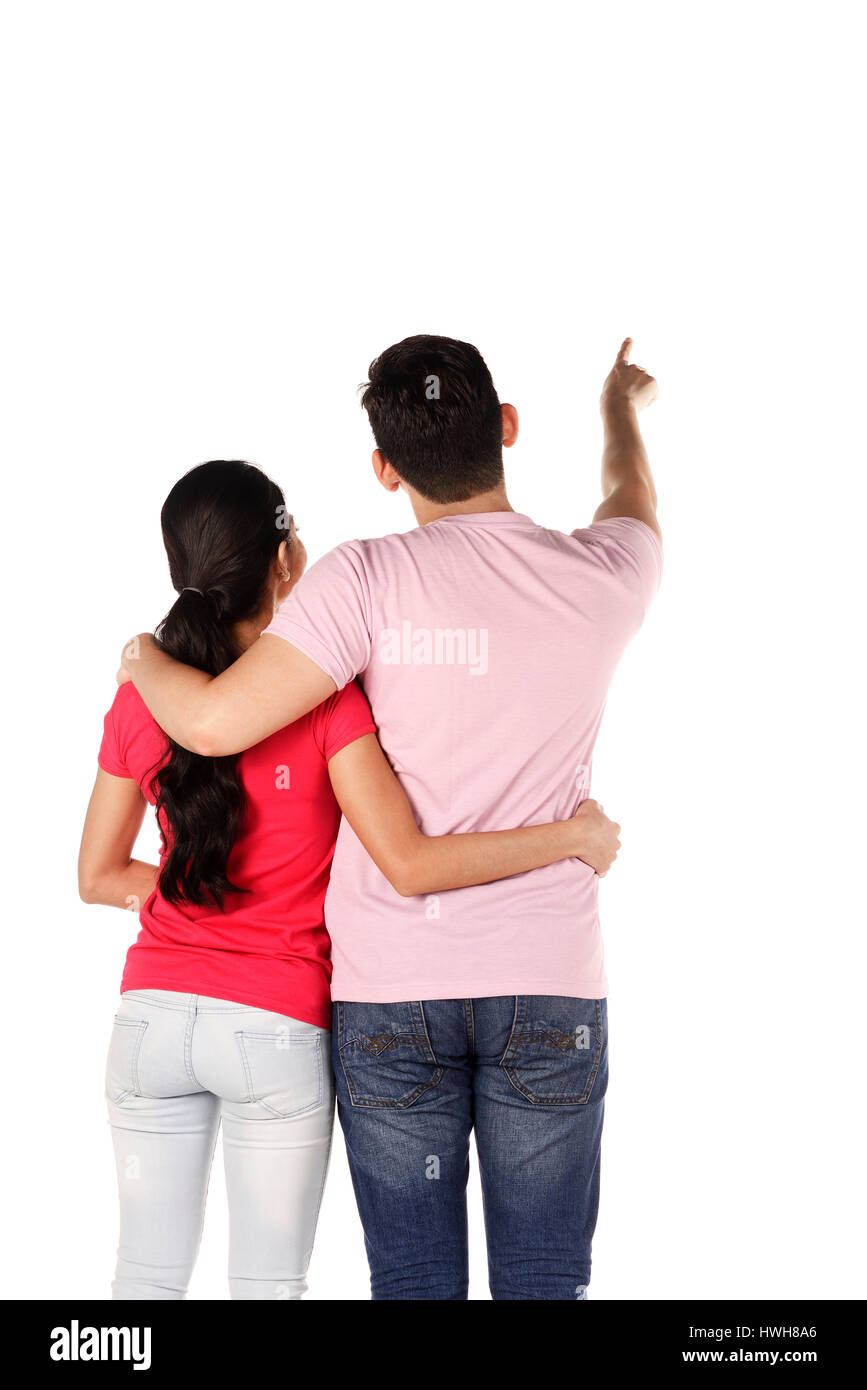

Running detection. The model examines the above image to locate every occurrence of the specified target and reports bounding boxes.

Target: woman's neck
[232,611,268,652]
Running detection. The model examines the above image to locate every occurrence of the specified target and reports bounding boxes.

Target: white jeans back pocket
[236,1026,325,1118]
[106,1017,148,1105]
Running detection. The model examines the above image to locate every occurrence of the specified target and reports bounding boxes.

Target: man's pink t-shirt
[264,513,662,1003]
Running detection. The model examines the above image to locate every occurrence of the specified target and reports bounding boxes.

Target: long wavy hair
[151,460,288,907]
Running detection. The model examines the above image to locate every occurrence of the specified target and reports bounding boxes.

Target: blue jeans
[333,995,607,1300]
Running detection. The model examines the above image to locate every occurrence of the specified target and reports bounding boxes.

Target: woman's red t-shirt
[97,680,376,1028]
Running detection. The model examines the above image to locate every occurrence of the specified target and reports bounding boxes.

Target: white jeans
[106,989,333,1300]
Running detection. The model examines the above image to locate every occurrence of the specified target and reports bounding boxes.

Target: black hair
[151,459,288,907]
[360,334,504,503]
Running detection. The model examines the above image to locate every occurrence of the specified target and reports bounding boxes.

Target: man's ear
[501,403,519,449]
[372,449,402,492]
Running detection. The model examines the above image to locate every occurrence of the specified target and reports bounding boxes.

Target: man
[121,334,661,1300]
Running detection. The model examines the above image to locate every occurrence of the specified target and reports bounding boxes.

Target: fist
[601,337,658,412]
[571,797,622,877]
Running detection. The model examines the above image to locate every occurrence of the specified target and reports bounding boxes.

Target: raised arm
[120,632,336,757]
[327,733,620,896]
[593,337,661,538]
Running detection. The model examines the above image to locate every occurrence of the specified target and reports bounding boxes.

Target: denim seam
[463,998,475,1053]
[183,998,199,1087]
[496,995,525,1067]
[119,993,189,1013]
[121,990,264,1015]
[414,1001,437,1059]
[304,1097,335,1266]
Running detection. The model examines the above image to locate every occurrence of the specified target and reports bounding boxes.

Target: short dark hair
[360,334,504,503]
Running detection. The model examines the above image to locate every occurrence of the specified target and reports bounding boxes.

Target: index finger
[616,337,632,365]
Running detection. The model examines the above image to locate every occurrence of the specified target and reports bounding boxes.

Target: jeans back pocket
[236,1026,325,1118]
[500,996,607,1106]
[336,1001,442,1109]
[106,1017,148,1105]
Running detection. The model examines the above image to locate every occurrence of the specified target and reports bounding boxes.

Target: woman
[78,460,620,1301]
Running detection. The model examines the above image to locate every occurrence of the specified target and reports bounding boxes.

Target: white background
[1,0,864,1300]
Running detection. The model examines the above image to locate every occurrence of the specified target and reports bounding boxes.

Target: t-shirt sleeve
[97,688,133,778]
[311,680,378,762]
[570,516,663,616]
[97,683,164,787]
[262,542,373,690]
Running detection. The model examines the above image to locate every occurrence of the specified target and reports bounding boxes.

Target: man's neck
[410,486,514,527]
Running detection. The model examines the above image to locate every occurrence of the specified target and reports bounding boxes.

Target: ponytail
[150,460,286,908]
